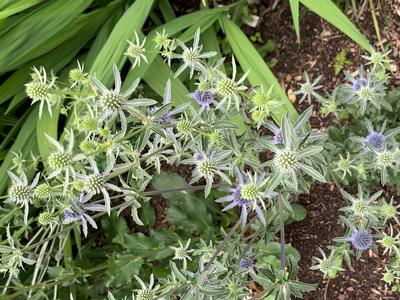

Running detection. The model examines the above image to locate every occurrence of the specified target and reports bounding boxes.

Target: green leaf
[139,201,156,227]
[151,171,189,204]
[299,0,371,51]
[36,103,62,159]
[158,0,175,22]
[0,0,92,73]
[106,256,143,286]
[143,56,189,106]
[221,16,298,123]
[290,203,307,222]
[0,108,38,194]
[299,163,326,182]
[289,0,300,42]
[0,0,44,20]
[152,172,214,236]
[101,212,129,241]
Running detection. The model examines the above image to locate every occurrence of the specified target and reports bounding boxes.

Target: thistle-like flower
[362,49,392,70]
[339,185,382,222]
[350,229,373,251]
[33,183,52,200]
[25,66,57,118]
[343,68,388,115]
[372,146,395,185]
[38,212,55,227]
[294,71,323,104]
[170,240,194,269]
[69,61,87,87]
[334,217,373,258]
[350,119,400,152]
[0,226,36,278]
[125,31,148,69]
[80,157,122,214]
[333,153,355,179]
[62,193,106,237]
[377,225,400,255]
[188,89,217,113]
[91,64,156,132]
[7,171,40,224]
[216,170,275,228]
[215,56,248,111]
[46,131,85,193]
[153,29,171,49]
[316,87,341,118]
[310,248,343,278]
[259,112,325,191]
[133,274,159,300]
[183,149,231,197]
[381,268,397,285]
[379,196,400,224]
[174,28,216,78]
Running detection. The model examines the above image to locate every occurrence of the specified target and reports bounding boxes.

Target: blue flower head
[215,170,273,228]
[189,90,216,113]
[350,230,372,250]
[352,77,368,91]
[366,131,384,150]
[239,258,254,269]
[273,129,283,144]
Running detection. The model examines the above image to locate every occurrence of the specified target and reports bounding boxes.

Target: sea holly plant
[302,48,400,293]
[0,25,397,299]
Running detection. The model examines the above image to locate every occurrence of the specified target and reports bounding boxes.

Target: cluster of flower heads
[4,23,399,297]
[2,26,331,298]
[313,185,400,287]
[298,49,400,289]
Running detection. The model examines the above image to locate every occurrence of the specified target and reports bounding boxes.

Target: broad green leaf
[221,16,298,123]
[152,172,214,237]
[0,108,38,194]
[158,0,175,22]
[0,0,44,20]
[0,0,92,72]
[289,0,300,42]
[143,56,189,105]
[300,0,371,51]
[0,2,118,106]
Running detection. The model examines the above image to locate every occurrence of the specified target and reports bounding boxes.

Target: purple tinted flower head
[352,77,368,91]
[193,90,214,106]
[62,210,82,219]
[239,258,254,269]
[232,187,250,208]
[272,129,283,144]
[62,193,105,237]
[150,106,173,125]
[366,131,384,150]
[350,230,372,250]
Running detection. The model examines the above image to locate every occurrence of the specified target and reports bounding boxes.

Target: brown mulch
[286,184,399,299]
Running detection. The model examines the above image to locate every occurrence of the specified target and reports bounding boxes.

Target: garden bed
[249,1,400,298]
[169,1,400,298]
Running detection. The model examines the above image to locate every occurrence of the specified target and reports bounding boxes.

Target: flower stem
[279,193,286,271]
[204,218,242,272]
